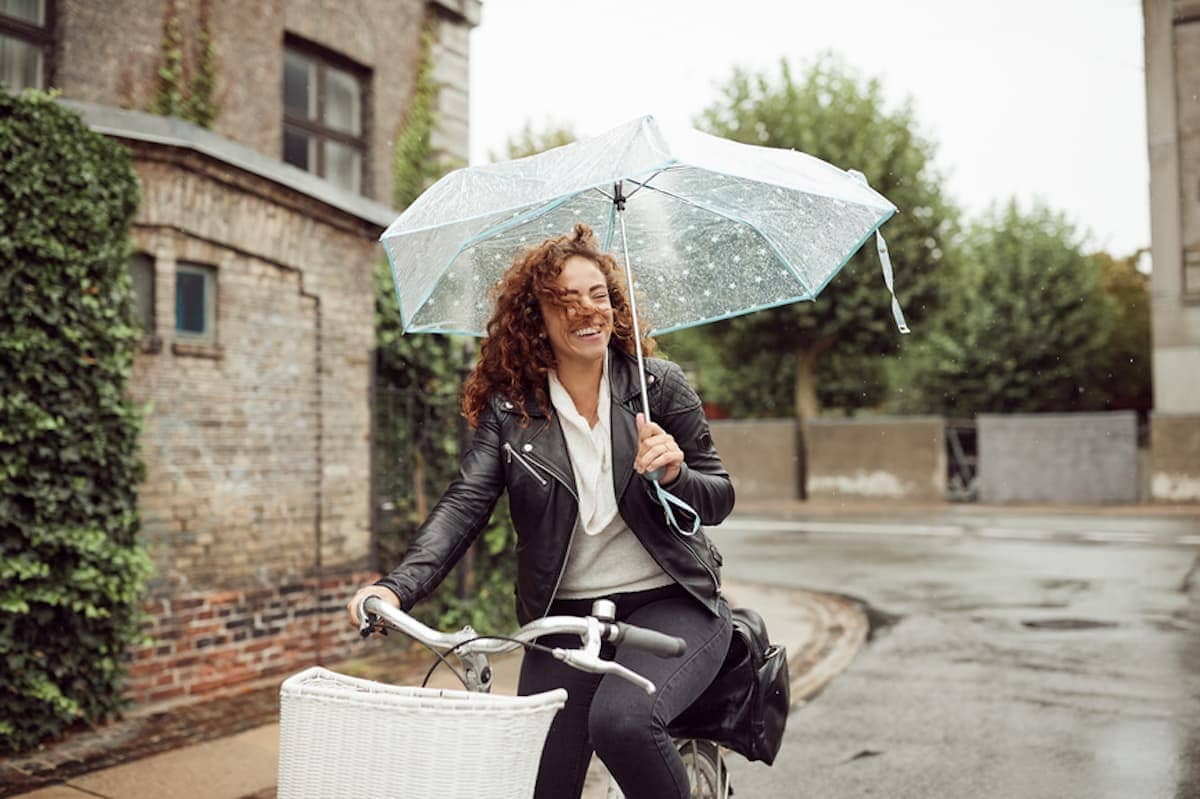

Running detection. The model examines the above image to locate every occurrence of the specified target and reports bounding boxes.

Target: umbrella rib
[631,181,816,299]
[623,170,666,200]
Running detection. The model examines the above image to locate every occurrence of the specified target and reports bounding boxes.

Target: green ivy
[393,19,450,210]
[0,89,152,753]
[149,0,186,119]
[373,261,519,634]
[183,0,220,128]
[376,20,517,632]
[147,0,219,129]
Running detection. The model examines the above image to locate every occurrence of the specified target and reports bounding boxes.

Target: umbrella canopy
[381,115,901,338]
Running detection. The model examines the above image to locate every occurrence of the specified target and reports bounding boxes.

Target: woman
[347,223,734,799]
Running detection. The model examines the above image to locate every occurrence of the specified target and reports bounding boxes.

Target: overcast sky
[468,0,1149,258]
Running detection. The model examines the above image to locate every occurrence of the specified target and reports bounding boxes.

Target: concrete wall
[709,420,799,501]
[1150,413,1200,500]
[977,412,1139,504]
[804,417,946,502]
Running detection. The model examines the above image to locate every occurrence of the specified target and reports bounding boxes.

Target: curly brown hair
[461,223,655,428]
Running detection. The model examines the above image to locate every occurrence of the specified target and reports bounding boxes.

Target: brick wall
[111,133,385,703]
[127,571,381,704]
[56,0,473,205]
[127,143,377,591]
[48,0,487,706]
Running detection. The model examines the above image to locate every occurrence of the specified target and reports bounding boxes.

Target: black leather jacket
[375,348,734,624]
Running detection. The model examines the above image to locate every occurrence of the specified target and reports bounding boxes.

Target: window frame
[174,261,217,345]
[281,36,368,194]
[0,0,56,90]
[128,250,156,328]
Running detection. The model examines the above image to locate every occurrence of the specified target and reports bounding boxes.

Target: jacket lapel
[499,393,577,493]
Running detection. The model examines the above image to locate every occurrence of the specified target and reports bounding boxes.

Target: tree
[492,120,575,161]
[690,55,956,420]
[1090,250,1152,411]
[898,200,1114,415]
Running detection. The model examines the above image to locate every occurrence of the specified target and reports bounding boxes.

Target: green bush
[0,89,151,753]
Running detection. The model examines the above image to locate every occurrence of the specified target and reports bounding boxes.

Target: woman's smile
[540,255,614,367]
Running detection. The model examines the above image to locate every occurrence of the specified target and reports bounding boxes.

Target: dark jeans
[518,584,732,799]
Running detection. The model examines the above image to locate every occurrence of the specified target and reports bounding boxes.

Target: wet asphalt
[709,509,1200,799]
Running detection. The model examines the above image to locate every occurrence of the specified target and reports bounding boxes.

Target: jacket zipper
[680,532,721,595]
[504,442,579,617]
[502,442,548,486]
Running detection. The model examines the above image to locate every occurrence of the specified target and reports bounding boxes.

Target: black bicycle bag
[671,606,790,765]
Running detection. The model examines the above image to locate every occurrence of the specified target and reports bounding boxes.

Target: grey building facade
[1144,0,1200,502]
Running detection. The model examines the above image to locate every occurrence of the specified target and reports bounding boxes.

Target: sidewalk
[733,496,1200,521]
[3,579,868,799]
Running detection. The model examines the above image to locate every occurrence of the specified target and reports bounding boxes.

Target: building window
[0,0,52,91]
[129,252,155,332]
[282,41,366,194]
[175,262,216,343]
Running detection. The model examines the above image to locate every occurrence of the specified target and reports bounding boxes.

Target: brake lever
[358,606,388,639]
[551,649,657,695]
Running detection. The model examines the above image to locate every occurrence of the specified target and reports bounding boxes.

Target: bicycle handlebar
[358,597,687,695]
[611,622,688,658]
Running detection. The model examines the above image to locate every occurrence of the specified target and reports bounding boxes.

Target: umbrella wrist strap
[874,230,910,334]
[847,169,910,334]
[652,479,701,537]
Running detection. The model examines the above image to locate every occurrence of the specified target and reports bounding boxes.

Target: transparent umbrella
[380,115,907,530]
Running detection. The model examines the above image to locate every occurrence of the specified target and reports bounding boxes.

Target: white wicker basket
[277,667,566,798]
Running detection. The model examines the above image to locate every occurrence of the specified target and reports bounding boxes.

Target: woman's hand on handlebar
[346,585,400,627]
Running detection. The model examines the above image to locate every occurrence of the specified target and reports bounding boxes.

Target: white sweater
[548,355,672,599]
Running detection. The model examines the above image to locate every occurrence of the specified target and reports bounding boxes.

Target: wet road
[709,511,1200,798]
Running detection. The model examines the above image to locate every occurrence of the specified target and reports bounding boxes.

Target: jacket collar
[495,346,658,502]
[607,346,659,410]
[498,346,653,416]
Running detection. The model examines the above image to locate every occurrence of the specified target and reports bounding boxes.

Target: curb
[721,579,869,704]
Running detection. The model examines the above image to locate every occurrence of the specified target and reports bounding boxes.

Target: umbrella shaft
[616,202,652,424]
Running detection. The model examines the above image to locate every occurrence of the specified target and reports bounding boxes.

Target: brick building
[2,0,481,703]
[1144,0,1200,501]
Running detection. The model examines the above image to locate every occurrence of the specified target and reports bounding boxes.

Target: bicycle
[276,596,732,798]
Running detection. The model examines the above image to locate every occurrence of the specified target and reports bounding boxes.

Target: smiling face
[538,255,614,369]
